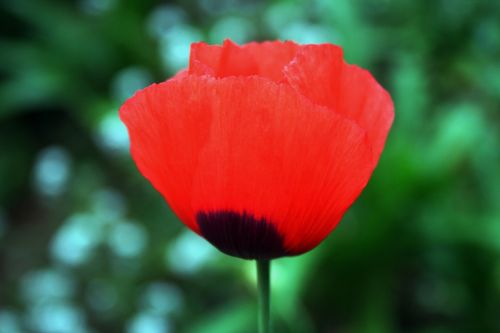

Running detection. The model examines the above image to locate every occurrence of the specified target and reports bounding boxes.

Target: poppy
[119,39,394,260]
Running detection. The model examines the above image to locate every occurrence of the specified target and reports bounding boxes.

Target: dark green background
[1,0,499,332]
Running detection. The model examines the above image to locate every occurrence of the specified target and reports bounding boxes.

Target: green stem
[257,259,271,333]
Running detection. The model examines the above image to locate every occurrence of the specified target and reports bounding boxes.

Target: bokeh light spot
[264,2,301,35]
[33,146,71,197]
[159,25,203,72]
[26,302,86,333]
[279,22,336,44]
[91,188,126,220]
[166,230,216,275]
[108,221,148,258]
[51,214,103,266]
[140,282,183,315]
[209,16,255,44]
[21,269,75,303]
[127,312,171,333]
[96,113,130,154]
[147,5,186,39]
[112,67,153,103]
[0,310,22,333]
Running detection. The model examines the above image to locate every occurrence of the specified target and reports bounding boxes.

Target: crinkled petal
[189,40,299,82]
[284,44,394,163]
[189,39,258,77]
[120,75,374,255]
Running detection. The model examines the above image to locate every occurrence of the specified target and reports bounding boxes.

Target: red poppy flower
[120,39,394,260]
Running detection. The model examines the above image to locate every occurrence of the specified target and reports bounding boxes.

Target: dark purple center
[196,211,288,260]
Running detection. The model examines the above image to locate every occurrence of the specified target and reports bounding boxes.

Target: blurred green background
[1,0,500,332]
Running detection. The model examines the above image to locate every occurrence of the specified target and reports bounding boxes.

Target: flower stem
[257,259,271,333]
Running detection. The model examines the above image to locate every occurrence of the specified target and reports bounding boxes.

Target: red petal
[189,39,300,82]
[284,44,394,163]
[120,75,374,254]
[119,80,213,232]
[172,68,188,79]
[189,42,221,75]
[241,40,299,82]
[189,40,258,77]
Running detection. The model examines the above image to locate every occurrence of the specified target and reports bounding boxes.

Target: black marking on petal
[196,211,288,260]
